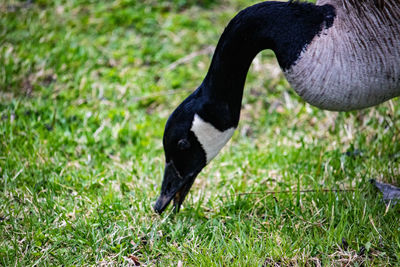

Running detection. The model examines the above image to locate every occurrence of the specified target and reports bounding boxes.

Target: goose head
[154,90,236,214]
[154,93,207,214]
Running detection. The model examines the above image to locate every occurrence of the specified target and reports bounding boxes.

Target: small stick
[132,89,192,102]
[223,188,355,198]
[166,46,214,71]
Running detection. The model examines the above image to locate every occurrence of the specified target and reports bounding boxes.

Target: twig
[133,46,214,102]
[166,46,214,71]
[369,214,383,240]
[12,169,23,180]
[285,208,326,227]
[132,89,192,102]
[222,188,355,198]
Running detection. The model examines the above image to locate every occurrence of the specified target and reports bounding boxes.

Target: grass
[1,0,400,265]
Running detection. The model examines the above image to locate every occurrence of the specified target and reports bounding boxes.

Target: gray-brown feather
[284,0,400,111]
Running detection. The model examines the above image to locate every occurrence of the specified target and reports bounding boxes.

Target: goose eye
[177,139,191,150]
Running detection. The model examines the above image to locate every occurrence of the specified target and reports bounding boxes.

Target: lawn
[1,0,399,265]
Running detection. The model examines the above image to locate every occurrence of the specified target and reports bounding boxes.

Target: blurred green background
[1,0,399,265]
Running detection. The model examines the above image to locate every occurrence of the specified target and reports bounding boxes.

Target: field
[1,0,400,265]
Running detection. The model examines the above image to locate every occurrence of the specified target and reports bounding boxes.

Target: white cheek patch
[191,114,235,164]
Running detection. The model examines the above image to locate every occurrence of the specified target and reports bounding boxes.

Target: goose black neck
[199,1,335,125]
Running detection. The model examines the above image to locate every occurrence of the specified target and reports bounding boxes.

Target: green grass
[1,0,400,265]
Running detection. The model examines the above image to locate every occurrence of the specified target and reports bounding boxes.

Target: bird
[154,0,400,214]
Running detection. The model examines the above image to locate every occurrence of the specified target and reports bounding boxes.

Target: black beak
[153,161,198,214]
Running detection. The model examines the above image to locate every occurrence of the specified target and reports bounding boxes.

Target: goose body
[286,0,400,110]
[154,0,400,214]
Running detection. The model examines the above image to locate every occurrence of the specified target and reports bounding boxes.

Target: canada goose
[154,0,400,214]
